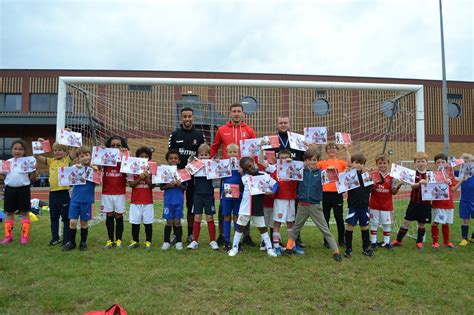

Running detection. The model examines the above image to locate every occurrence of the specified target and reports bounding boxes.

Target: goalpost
[56,76,425,236]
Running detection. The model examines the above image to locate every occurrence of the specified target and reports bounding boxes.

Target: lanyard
[278,133,289,149]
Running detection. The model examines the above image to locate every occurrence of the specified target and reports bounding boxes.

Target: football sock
[416,227,425,243]
[115,217,124,241]
[105,216,114,241]
[80,228,88,243]
[461,225,468,239]
[132,224,140,242]
[370,229,378,244]
[261,232,272,250]
[164,225,172,243]
[232,231,243,249]
[175,226,183,242]
[192,221,201,242]
[441,224,450,244]
[382,224,391,244]
[223,220,231,243]
[207,220,216,241]
[396,227,408,242]
[70,228,77,245]
[272,231,281,248]
[144,223,153,243]
[4,219,14,238]
[361,229,370,250]
[20,218,31,238]
[286,239,295,250]
[144,224,152,242]
[431,225,439,244]
[345,230,353,250]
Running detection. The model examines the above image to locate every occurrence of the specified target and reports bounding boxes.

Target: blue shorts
[192,195,215,215]
[69,202,93,220]
[345,208,369,227]
[221,199,241,217]
[163,203,184,220]
[459,201,474,219]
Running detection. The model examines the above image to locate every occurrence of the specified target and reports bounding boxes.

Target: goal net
[57,77,424,236]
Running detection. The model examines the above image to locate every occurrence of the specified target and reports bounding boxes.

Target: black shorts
[404,202,431,224]
[192,195,215,215]
[4,185,31,213]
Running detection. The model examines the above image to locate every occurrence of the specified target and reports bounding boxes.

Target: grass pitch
[0,200,473,314]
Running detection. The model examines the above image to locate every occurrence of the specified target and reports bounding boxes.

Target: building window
[0,138,20,160]
[241,96,259,114]
[30,93,58,112]
[0,94,22,112]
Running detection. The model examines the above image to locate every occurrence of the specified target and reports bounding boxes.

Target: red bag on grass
[85,304,127,315]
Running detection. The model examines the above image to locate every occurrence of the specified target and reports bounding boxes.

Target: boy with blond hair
[34,139,76,246]
[220,143,242,251]
[62,146,97,251]
[391,152,431,249]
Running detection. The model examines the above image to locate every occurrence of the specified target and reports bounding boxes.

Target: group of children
[1,137,473,262]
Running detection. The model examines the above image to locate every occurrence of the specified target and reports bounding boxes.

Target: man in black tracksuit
[168,107,205,243]
[268,116,305,247]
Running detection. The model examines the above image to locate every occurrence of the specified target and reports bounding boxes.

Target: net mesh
[62,81,419,237]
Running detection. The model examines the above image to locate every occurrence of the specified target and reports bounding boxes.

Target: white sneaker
[267,248,277,257]
[161,242,171,250]
[228,247,239,257]
[209,241,219,250]
[187,240,199,249]
[175,242,183,250]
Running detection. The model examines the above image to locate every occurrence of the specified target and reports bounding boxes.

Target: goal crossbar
[57,76,425,151]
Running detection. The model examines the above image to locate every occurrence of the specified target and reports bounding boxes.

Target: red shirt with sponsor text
[102,164,127,195]
[369,173,394,211]
[131,175,153,205]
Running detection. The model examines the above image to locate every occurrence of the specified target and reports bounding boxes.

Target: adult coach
[169,107,205,243]
[316,142,351,248]
[271,116,305,247]
[273,116,304,161]
[210,103,256,246]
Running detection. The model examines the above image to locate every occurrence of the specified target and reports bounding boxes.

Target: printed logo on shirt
[192,139,197,145]
[176,140,184,143]
[224,133,231,136]
[242,132,247,137]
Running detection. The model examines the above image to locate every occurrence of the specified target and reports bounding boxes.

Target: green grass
[0,200,473,314]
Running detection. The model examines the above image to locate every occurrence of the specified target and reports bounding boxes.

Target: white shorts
[263,207,274,228]
[237,214,266,228]
[369,209,393,226]
[129,204,154,224]
[101,194,126,214]
[432,208,454,224]
[273,199,296,223]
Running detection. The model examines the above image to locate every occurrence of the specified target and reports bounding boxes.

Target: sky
[0,0,472,81]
